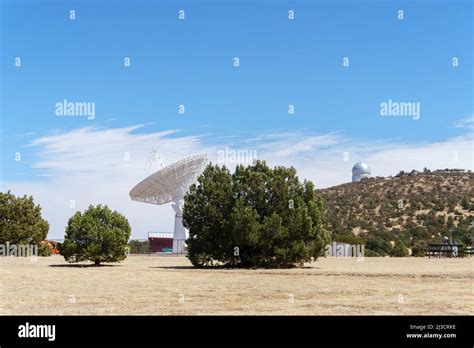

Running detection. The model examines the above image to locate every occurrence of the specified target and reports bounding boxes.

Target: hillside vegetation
[317,169,474,256]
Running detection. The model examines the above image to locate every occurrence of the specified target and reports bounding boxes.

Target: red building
[148,232,173,253]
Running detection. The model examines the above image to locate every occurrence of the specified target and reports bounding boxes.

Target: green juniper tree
[59,205,131,266]
[391,239,409,257]
[183,161,329,268]
[0,191,49,246]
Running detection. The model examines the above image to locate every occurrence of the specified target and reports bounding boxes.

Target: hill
[316,169,474,256]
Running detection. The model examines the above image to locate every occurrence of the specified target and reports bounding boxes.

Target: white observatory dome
[352,162,371,182]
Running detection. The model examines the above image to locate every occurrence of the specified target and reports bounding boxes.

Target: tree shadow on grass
[49,264,121,268]
[151,265,319,270]
[150,266,196,270]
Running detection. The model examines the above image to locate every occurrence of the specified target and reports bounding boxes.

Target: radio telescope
[129,154,208,253]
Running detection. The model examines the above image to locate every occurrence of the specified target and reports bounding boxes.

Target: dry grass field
[0,255,472,315]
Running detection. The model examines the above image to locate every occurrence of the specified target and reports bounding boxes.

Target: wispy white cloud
[25,125,210,179]
[2,121,472,239]
[22,131,37,137]
[453,115,474,130]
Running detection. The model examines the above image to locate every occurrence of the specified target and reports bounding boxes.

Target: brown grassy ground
[0,255,472,315]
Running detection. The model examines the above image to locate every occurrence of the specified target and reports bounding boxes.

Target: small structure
[427,243,462,258]
[148,232,174,253]
[40,240,60,254]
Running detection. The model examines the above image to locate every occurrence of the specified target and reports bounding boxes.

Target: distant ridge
[317,169,473,256]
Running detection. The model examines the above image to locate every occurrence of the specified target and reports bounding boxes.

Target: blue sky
[1,0,472,238]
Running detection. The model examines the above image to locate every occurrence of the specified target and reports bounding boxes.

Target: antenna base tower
[129,154,208,254]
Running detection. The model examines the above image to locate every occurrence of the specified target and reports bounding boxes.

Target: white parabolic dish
[129,153,208,252]
[130,154,208,205]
